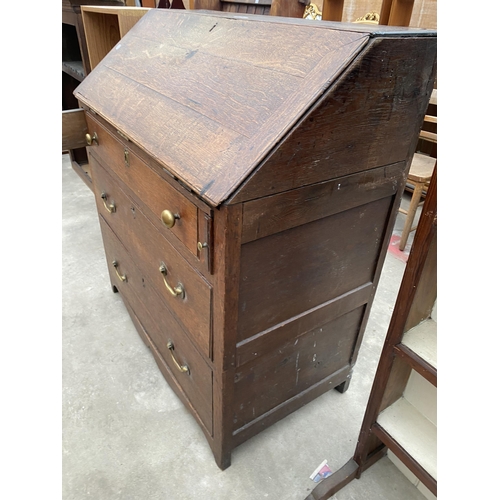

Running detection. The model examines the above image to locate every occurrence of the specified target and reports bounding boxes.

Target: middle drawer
[91,152,213,360]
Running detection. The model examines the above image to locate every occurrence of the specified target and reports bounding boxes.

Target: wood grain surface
[74,9,370,206]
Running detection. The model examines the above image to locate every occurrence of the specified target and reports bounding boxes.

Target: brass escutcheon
[124,149,130,167]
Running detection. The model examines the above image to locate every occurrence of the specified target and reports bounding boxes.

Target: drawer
[91,152,212,359]
[99,215,213,435]
[85,112,201,259]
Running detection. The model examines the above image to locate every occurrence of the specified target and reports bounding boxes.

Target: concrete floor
[62,153,425,500]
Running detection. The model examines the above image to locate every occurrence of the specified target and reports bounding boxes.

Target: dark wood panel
[237,196,392,341]
[232,364,351,447]
[233,306,364,429]
[91,154,213,359]
[231,36,437,203]
[236,283,372,367]
[241,163,404,243]
[99,215,214,434]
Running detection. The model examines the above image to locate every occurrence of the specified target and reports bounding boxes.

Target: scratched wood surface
[231,35,437,203]
[74,9,370,206]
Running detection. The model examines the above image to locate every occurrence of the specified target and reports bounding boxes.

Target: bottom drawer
[98,215,213,435]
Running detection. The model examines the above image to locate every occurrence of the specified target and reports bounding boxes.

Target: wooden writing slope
[68,9,436,469]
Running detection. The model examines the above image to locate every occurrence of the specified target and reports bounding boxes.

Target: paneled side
[230,35,437,203]
[237,196,392,342]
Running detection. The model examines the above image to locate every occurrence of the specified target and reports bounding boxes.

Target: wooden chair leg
[399,181,424,251]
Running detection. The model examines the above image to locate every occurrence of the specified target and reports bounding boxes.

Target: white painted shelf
[401,318,437,369]
[377,397,437,480]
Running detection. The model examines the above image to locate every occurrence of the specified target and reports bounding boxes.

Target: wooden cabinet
[71,9,436,470]
[81,6,150,71]
[307,169,437,500]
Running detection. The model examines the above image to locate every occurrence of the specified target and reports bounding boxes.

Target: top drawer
[85,112,203,260]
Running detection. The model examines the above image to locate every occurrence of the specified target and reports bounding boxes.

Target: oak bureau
[72,9,437,469]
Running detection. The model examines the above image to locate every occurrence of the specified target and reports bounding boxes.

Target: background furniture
[82,6,150,71]
[188,0,306,17]
[307,168,437,500]
[67,9,436,470]
[398,90,437,250]
[63,0,130,188]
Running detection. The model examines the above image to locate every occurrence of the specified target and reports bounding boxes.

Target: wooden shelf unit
[81,6,150,71]
[62,1,144,189]
[307,168,437,500]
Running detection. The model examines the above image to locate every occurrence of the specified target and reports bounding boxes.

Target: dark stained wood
[237,196,392,341]
[233,364,351,448]
[210,204,243,469]
[351,169,437,490]
[91,153,213,359]
[73,10,437,470]
[62,108,88,151]
[236,283,372,367]
[241,163,404,244]
[231,36,437,203]
[394,343,437,387]
[404,230,437,331]
[233,306,364,429]
[378,355,412,414]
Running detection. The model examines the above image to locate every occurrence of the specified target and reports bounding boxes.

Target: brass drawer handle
[85,132,99,146]
[159,263,185,299]
[112,260,127,282]
[124,149,130,167]
[167,341,189,374]
[161,209,180,228]
[101,193,116,213]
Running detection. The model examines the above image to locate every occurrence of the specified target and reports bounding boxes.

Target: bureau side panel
[233,185,399,439]
[237,196,392,342]
[229,35,437,204]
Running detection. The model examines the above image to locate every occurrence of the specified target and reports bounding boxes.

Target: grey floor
[62,153,425,500]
